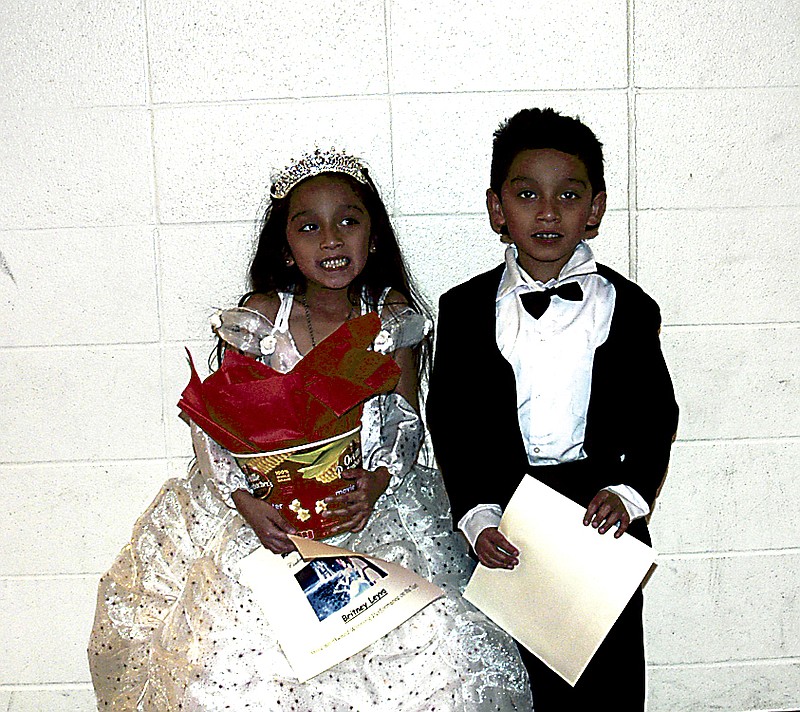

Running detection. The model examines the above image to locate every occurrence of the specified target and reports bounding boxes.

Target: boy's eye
[561,190,581,199]
[517,190,537,199]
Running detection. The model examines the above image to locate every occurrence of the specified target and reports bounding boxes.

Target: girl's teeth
[321,257,349,269]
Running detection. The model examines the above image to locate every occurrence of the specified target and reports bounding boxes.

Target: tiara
[270,148,369,199]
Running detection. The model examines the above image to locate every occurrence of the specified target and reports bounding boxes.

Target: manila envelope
[464,475,656,686]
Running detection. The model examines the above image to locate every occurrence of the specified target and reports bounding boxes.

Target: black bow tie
[519,282,583,319]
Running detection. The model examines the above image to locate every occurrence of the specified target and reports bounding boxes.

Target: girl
[88,149,531,711]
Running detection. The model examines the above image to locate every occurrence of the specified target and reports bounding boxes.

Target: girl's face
[285,174,372,293]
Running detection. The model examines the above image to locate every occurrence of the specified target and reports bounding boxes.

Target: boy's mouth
[531,232,562,240]
[320,256,351,271]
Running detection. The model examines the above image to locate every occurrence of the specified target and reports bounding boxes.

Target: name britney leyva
[341,588,388,624]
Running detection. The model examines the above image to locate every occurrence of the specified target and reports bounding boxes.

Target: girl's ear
[486,189,511,241]
[585,191,607,237]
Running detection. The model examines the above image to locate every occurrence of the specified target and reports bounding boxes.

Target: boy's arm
[586,297,678,535]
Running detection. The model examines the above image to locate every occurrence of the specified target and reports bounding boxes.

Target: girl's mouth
[320,256,351,271]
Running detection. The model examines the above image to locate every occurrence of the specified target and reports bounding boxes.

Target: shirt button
[533,447,541,454]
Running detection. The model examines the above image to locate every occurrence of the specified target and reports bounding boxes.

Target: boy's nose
[538,200,560,222]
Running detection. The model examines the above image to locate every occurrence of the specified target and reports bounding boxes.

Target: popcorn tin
[235,426,362,539]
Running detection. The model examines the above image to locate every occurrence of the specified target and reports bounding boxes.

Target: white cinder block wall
[1,1,797,710]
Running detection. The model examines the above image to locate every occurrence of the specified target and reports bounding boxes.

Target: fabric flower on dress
[259,334,278,356]
[373,329,392,352]
[209,311,223,333]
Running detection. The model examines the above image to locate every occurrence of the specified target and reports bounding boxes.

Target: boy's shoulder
[439,263,505,305]
[595,262,662,326]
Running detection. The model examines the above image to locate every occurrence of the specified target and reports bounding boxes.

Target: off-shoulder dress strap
[275,292,294,331]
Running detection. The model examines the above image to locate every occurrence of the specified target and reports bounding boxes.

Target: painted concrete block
[391,0,627,92]
[0,346,165,464]
[636,89,800,210]
[661,326,799,440]
[392,92,629,216]
[153,98,393,223]
[651,440,800,555]
[158,223,253,342]
[647,659,800,712]
[5,687,97,712]
[0,108,153,230]
[147,0,387,103]
[162,340,211,459]
[0,575,96,683]
[644,553,800,664]
[0,0,146,108]
[635,1,800,89]
[0,227,158,347]
[1,460,168,576]
[637,208,800,325]
[396,210,631,309]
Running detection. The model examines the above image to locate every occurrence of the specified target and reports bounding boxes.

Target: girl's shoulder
[241,291,282,322]
[373,289,432,354]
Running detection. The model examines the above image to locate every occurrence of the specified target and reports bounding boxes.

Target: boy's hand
[475,527,519,569]
[324,466,391,534]
[232,489,297,554]
[584,490,630,537]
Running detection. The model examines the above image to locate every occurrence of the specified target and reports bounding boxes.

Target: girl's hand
[324,466,391,534]
[584,490,630,537]
[475,527,519,569]
[231,489,298,554]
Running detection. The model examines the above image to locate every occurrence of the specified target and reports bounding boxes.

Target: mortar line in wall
[657,548,800,560]
[647,657,800,670]
[0,455,187,469]
[626,0,637,281]
[0,683,94,692]
[0,573,101,581]
[672,435,800,446]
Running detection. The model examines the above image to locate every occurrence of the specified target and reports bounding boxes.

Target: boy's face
[487,148,606,283]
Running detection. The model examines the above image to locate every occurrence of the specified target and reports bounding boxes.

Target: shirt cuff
[603,485,650,520]
[457,504,503,550]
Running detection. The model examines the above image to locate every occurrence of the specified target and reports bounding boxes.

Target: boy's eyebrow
[509,175,588,188]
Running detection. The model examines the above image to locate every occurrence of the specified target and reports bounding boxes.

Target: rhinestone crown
[270,148,369,199]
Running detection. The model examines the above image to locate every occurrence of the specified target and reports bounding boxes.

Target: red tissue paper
[178,312,401,455]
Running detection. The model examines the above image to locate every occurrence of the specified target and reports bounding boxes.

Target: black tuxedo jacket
[426,262,678,541]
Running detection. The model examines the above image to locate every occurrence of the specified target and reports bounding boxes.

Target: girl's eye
[341,217,360,226]
[298,223,318,232]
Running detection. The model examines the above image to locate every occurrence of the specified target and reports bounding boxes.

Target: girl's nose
[320,227,344,248]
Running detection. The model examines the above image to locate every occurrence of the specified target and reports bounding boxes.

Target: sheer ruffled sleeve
[190,422,249,508]
[372,303,432,354]
[360,304,431,495]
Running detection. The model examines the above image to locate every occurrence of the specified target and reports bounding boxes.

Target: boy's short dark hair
[490,108,606,197]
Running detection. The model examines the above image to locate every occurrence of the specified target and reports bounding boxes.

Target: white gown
[88,293,532,711]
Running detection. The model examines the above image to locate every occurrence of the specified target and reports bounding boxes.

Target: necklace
[300,294,355,350]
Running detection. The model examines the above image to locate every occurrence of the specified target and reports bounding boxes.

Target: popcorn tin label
[235,427,362,539]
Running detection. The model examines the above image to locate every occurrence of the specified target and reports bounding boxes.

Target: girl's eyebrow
[289,204,366,222]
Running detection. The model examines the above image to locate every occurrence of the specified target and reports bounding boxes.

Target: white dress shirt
[459,242,650,548]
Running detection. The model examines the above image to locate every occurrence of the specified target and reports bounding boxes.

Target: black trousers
[518,460,648,711]
[517,589,645,711]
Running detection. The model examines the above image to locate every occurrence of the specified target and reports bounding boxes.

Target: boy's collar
[497,241,597,301]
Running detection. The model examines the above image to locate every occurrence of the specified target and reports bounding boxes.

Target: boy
[426,108,678,710]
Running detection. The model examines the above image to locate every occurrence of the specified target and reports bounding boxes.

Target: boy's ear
[486,189,512,242]
[585,191,607,238]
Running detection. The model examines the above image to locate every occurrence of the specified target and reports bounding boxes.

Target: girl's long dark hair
[218,170,432,396]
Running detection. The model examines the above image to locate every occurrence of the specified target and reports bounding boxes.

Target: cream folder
[463,475,656,686]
